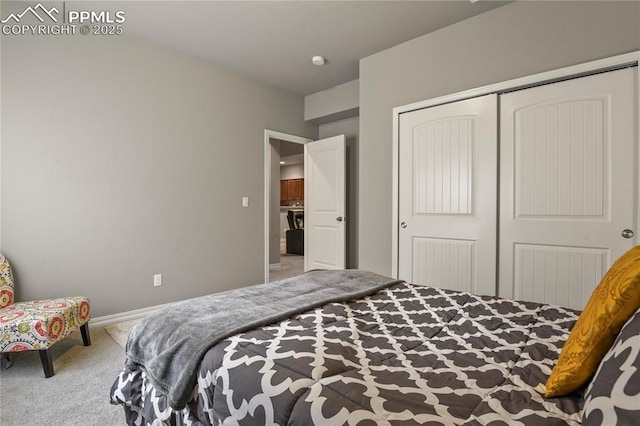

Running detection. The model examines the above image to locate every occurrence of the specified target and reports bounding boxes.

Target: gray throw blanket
[125,269,401,410]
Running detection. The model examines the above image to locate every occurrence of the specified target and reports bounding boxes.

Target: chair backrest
[287,210,296,230]
[0,254,15,308]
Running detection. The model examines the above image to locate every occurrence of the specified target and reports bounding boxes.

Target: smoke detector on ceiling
[312,55,326,66]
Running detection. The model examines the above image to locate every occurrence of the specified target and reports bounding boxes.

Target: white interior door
[499,68,637,309]
[398,94,498,295]
[304,135,346,270]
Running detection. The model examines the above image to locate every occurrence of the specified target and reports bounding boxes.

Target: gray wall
[319,116,359,269]
[280,164,304,180]
[1,34,317,317]
[305,79,359,125]
[358,0,640,276]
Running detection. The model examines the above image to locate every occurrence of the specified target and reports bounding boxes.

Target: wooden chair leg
[80,323,91,346]
[39,349,54,378]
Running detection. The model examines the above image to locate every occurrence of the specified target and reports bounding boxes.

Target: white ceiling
[101,1,509,96]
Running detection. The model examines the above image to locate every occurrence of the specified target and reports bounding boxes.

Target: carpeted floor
[104,319,142,349]
[0,325,127,425]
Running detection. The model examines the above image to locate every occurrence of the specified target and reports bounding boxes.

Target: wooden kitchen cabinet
[280,180,288,203]
[280,178,304,203]
[288,179,303,201]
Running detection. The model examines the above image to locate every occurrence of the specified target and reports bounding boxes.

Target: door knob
[622,229,635,239]
[336,216,343,222]
[400,222,407,229]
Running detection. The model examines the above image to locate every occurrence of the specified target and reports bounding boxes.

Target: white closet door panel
[413,238,475,293]
[414,119,474,215]
[500,68,637,307]
[514,244,607,310]
[399,94,497,295]
[516,98,605,218]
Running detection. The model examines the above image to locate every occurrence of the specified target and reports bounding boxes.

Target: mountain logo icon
[1,3,59,24]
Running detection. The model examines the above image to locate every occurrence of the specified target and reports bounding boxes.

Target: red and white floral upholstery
[0,253,91,377]
[0,255,14,309]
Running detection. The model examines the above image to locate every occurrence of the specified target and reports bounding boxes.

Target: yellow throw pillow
[545,245,640,398]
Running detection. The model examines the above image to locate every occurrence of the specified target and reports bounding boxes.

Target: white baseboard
[269,263,282,270]
[90,301,177,328]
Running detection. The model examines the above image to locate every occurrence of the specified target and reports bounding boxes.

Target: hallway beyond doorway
[269,253,304,282]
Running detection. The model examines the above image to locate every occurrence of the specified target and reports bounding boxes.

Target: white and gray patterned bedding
[583,307,640,425]
[110,280,587,425]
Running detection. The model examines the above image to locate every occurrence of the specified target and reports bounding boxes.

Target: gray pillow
[582,306,640,425]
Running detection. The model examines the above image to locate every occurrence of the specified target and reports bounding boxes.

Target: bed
[110,265,640,426]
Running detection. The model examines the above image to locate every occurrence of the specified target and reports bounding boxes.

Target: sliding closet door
[398,94,497,295]
[499,68,637,310]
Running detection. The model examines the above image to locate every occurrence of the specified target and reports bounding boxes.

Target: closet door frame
[392,50,640,278]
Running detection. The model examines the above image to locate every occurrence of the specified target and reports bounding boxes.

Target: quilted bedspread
[110,281,585,425]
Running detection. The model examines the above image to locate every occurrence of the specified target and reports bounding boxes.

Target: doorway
[264,130,312,283]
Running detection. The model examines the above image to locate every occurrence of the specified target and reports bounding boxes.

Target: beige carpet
[0,326,126,425]
[104,318,144,349]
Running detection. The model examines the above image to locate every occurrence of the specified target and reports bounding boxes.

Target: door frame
[264,129,313,283]
[391,50,640,278]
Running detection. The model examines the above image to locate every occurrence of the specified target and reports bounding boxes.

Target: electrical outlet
[154,274,162,287]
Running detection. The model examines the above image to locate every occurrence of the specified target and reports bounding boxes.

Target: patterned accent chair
[0,254,91,377]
